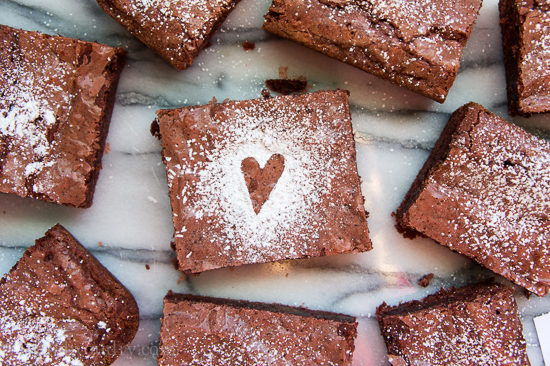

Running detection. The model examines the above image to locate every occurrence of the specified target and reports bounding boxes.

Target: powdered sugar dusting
[127,0,236,47]
[1,75,60,178]
[0,314,83,366]
[159,91,370,272]
[1,31,74,191]
[174,100,341,262]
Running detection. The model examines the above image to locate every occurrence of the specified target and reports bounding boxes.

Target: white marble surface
[1,0,550,364]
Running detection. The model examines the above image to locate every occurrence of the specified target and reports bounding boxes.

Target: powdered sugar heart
[241,154,285,214]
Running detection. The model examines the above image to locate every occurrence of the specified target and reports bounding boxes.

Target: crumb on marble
[242,41,255,50]
[418,273,434,287]
[265,77,307,95]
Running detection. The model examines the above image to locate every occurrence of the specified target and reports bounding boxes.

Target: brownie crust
[500,0,550,116]
[0,224,139,365]
[396,102,550,296]
[153,90,372,273]
[95,0,241,70]
[158,292,357,365]
[376,283,530,365]
[0,25,125,208]
[263,0,483,102]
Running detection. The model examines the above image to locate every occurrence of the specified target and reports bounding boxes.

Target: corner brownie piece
[262,0,483,103]
[158,292,357,365]
[376,283,530,365]
[396,102,550,296]
[95,0,241,70]
[0,224,139,365]
[152,90,372,273]
[500,0,550,116]
[0,25,125,208]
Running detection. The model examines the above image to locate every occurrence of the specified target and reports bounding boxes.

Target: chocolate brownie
[500,0,550,116]
[396,102,550,296]
[376,283,530,365]
[158,291,357,365]
[0,224,139,365]
[95,0,241,70]
[0,24,125,208]
[152,90,372,273]
[262,0,483,103]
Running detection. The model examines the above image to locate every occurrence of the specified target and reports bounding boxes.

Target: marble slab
[1,0,550,364]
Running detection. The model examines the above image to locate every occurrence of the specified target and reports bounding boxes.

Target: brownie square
[396,102,550,296]
[0,224,139,365]
[95,0,241,70]
[158,292,358,365]
[376,283,530,365]
[262,0,483,103]
[0,25,125,208]
[500,0,550,116]
[152,90,371,273]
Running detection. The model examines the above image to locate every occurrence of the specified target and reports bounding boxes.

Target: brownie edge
[158,291,357,365]
[376,283,530,365]
[0,224,139,365]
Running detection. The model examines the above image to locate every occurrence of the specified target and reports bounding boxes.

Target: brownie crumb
[98,241,103,247]
[265,78,307,95]
[177,273,187,285]
[418,273,434,287]
[145,264,150,270]
[261,88,272,99]
[242,41,255,50]
[104,142,111,154]
[150,119,161,139]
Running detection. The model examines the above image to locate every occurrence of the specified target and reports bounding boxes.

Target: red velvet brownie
[95,0,241,70]
[262,0,483,103]
[396,102,550,296]
[152,90,372,273]
[376,283,530,365]
[158,292,358,365]
[500,0,550,116]
[0,224,139,365]
[0,24,125,208]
